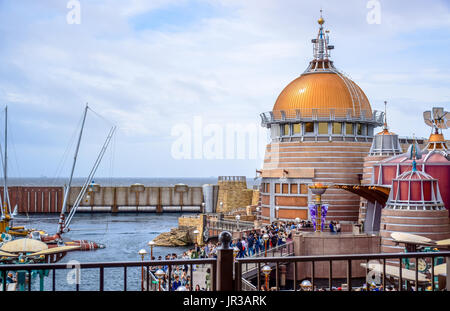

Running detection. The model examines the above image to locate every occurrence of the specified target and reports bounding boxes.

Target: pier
[1,184,204,214]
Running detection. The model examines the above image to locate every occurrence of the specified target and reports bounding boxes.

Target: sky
[0,0,449,178]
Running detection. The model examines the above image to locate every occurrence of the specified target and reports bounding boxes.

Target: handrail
[0,258,216,271]
[235,251,450,291]
[237,251,450,264]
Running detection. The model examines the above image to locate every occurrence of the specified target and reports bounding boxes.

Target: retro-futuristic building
[259,15,383,223]
[258,14,449,238]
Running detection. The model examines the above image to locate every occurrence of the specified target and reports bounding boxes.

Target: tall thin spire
[305,10,335,72]
[383,101,388,130]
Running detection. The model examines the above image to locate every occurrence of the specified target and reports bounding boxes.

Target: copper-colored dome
[272,72,373,119]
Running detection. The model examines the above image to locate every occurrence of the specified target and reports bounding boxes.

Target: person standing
[247,233,255,256]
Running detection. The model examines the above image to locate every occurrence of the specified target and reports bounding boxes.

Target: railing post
[446,256,450,291]
[216,231,234,291]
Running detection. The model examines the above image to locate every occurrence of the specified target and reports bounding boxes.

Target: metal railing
[207,219,255,237]
[1,231,448,292]
[235,251,450,291]
[260,108,384,125]
[0,258,216,292]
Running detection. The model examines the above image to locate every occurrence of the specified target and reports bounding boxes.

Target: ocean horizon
[3,177,259,188]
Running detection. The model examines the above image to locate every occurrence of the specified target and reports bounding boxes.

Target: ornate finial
[383,101,388,130]
[218,231,232,249]
[318,9,325,25]
[412,133,417,171]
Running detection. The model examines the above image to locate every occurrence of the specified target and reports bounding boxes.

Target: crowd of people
[147,219,345,291]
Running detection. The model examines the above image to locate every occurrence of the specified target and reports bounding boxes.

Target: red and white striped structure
[380,166,450,253]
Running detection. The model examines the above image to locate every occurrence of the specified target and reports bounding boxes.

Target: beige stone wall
[216,176,254,213]
[251,190,260,206]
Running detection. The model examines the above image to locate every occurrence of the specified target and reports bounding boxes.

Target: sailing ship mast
[57,104,89,235]
[56,104,116,235]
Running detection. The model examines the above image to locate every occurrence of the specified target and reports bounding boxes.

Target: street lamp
[262,265,271,290]
[219,201,223,211]
[155,269,165,291]
[201,202,206,213]
[148,240,155,258]
[235,215,241,232]
[309,183,329,233]
[263,233,269,257]
[275,206,280,223]
[138,249,148,291]
[256,206,260,221]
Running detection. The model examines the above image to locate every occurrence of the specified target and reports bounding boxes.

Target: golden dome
[272,72,373,119]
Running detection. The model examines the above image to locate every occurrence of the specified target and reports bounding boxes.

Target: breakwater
[1,184,203,213]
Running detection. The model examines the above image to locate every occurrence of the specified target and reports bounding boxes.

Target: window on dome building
[305,122,314,133]
[290,184,298,194]
[282,184,288,194]
[283,124,290,136]
[300,184,308,194]
[345,123,354,135]
[275,183,280,193]
[318,122,328,134]
[357,123,362,135]
[332,122,342,134]
[292,123,301,135]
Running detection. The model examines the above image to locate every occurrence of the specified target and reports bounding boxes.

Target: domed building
[372,131,450,213]
[259,14,384,224]
[379,148,450,253]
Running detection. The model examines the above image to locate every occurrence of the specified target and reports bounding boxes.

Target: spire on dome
[305,10,336,72]
[408,134,422,171]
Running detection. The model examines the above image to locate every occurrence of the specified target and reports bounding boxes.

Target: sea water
[14,213,192,291]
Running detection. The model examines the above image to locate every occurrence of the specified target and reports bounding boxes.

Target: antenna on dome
[307,9,335,73]
[407,133,421,172]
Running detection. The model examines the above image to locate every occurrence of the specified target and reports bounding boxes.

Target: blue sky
[0,0,449,178]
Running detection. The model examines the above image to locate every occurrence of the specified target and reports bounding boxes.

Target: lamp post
[262,265,271,290]
[309,183,329,233]
[201,202,205,213]
[275,206,280,224]
[263,233,269,257]
[235,214,240,232]
[256,206,260,221]
[138,249,148,291]
[147,240,155,258]
[155,269,165,291]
